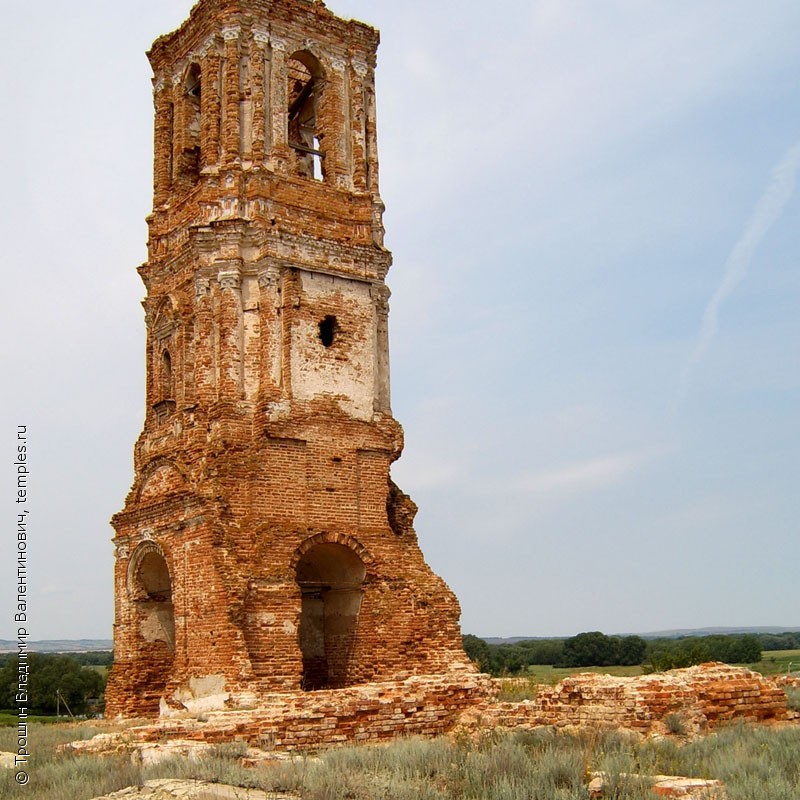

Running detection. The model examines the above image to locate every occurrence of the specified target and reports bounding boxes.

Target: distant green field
[521,663,644,684]
[749,649,800,675]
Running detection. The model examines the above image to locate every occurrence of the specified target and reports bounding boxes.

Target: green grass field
[747,649,800,675]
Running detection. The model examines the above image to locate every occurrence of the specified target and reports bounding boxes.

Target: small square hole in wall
[318,315,337,347]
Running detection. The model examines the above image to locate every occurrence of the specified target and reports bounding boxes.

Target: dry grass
[1,720,798,800]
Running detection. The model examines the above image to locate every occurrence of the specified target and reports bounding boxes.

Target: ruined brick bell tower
[106,0,475,718]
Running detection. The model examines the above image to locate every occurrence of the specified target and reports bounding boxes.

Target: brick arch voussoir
[290,532,374,572]
[126,539,172,600]
[134,456,193,504]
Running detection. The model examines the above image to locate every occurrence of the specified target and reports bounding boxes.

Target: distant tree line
[463,631,768,676]
[0,653,107,716]
[758,632,800,651]
[0,650,113,667]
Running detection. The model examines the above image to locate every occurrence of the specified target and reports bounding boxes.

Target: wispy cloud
[680,141,800,400]
[517,446,671,498]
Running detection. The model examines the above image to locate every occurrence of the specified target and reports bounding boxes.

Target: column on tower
[216,262,244,400]
[362,64,379,195]
[321,58,348,186]
[371,284,391,413]
[221,27,241,166]
[153,79,175,204]
[194,276,216,405]
[257,262,282,403]
[200,37,222,169]
[268,37,289,171]
[250,30,270,164]
[349,61,368,193]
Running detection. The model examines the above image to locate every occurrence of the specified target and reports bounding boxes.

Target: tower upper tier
[145,0,388,284]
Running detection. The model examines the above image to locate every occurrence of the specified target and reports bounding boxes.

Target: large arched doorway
[125,542,175,709]
[295,542,366,690]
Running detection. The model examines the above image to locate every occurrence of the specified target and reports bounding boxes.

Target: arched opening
[287,51,325,181]
[296,542,365,690]
[180,63,202,183]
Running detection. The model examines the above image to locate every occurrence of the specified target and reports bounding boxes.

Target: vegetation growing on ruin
[1,721,799,800]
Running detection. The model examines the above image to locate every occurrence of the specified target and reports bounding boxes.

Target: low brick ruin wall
[479,663,794,736]
[71,664,796,758]
[72,672,493,755]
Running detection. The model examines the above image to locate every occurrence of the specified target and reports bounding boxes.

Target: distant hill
[482,626,800,644]
[0,639,113,653]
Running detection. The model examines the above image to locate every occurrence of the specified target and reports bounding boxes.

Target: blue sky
[2,0,798,640]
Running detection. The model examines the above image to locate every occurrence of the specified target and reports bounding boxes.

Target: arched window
[287,51,325,181]
[180,63,202,182]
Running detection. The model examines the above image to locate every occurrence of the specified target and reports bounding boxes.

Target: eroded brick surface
[106,0,478,723]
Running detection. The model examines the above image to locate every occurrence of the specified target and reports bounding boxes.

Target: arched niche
[127,541,175,651]
[149,296,180,420]
[295,542,366,690]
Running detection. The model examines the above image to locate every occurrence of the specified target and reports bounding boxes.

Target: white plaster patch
[291,272,375,420]
[172,674,229,715]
